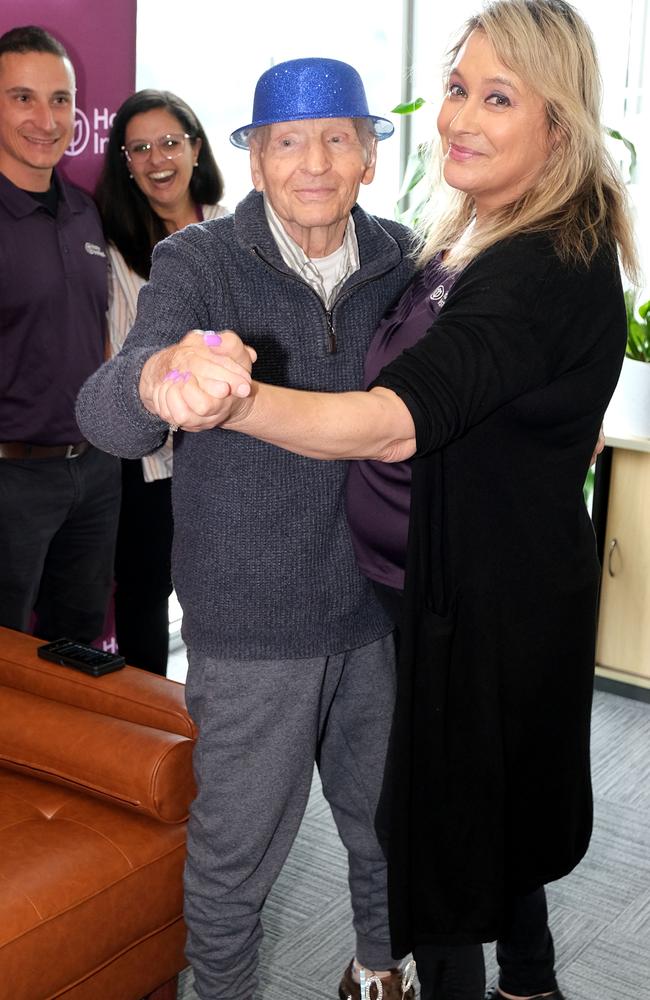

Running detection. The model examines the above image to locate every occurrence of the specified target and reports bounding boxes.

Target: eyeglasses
[121,132,192,163]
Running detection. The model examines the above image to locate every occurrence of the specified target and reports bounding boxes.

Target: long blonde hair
[418,0,639,282]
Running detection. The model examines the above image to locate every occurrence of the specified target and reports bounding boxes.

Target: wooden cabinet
[595,434,650,693]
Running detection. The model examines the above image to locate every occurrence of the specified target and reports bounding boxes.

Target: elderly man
[0,25,119,643]
[76,58,415,1000]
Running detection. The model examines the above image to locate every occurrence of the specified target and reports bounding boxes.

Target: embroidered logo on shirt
[429,283,448,306]
[84,242,106,257]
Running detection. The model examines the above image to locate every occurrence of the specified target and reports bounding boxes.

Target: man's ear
[249,139,266,191]
[361,139,377,186]
[250,152,264,192]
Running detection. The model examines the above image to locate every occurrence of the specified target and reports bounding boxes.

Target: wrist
[139,352,165,413]
[222,381,259,431]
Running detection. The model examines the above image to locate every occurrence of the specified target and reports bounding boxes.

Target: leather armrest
[0,627,196,738]
[0,685,194,822]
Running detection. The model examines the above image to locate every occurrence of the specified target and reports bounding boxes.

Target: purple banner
[0,0,136,193]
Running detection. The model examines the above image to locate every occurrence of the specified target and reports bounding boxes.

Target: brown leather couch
[0,626,196,1000]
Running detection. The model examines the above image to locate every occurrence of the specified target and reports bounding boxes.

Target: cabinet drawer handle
[607,537,618,577]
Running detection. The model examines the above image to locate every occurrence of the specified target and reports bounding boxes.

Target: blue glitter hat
[230,57,394,148]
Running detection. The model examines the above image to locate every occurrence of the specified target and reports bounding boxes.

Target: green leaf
[624,290,650,362]
[626,319,650,363]
[604,126,638,182]
[583,467,595,510]
[391,97,426,115]
[396,196,428,228]
[624,287,637,316]
[396,147,427,202]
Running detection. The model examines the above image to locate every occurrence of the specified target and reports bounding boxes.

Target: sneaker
[339,959,416,1000]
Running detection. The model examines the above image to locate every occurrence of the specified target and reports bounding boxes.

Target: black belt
[0,441,90,459]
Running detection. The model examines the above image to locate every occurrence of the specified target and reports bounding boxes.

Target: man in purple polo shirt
[0,25,120,642]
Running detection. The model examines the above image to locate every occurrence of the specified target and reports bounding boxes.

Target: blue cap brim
[230,114,394,149]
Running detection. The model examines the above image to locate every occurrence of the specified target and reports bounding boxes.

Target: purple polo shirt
[0,170,107,444]
[346,254,458,590]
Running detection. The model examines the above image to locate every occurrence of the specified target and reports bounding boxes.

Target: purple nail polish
[182,371,191,383]
[203,332,222,346]
[163,369,180,382]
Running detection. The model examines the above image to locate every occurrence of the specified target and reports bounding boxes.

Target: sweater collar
[233,189,409,292]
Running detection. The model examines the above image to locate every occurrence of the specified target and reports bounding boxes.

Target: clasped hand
[139,329,256,432]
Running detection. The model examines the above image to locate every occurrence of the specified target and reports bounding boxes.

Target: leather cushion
[0,771,186,1000]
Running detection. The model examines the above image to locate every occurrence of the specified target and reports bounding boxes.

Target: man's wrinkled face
[249,117,376,255]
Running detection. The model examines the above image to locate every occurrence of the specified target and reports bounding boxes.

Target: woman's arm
[225,379,417,462]
[209,238,624,468]
[147,328,417,460]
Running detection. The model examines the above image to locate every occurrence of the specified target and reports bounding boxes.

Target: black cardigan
[373,231,626,951]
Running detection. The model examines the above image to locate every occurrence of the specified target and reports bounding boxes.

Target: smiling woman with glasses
[94,89,228,678]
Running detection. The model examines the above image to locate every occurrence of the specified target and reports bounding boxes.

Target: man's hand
[139,330,257,432]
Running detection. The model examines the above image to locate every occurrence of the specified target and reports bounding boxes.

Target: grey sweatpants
[183,633,399,1000]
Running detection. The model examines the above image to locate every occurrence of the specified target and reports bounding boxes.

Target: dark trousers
[0,446,120,643]
[373,583,558,1000]
[113,458,173,675]
[496,887,557,996]
[413,888,557,999]
[413,942,485,1000]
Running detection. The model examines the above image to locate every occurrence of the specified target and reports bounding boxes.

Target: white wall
[136,0,402,219]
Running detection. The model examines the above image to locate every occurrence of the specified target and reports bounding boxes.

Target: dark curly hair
[95,89,225,279]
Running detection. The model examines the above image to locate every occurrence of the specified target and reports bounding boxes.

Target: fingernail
[203,332,222,346]
[182,371,191,383]
[163,369,181,382]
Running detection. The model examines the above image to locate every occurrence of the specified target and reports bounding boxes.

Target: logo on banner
[66,109,91,157]
[65,107,116,159]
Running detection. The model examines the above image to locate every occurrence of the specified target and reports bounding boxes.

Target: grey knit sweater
[76,191,416,658]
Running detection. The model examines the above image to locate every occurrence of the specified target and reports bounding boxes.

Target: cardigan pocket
[400,598,507,943]
[411,603,456,761]
[383,599,459,953]
[409,602,457,849]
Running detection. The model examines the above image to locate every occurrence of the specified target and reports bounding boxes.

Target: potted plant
[392,98,429,226]
[605,291,650,438]
[624,289,650,362]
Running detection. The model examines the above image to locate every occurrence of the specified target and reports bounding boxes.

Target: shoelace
[348,959,417,1000]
